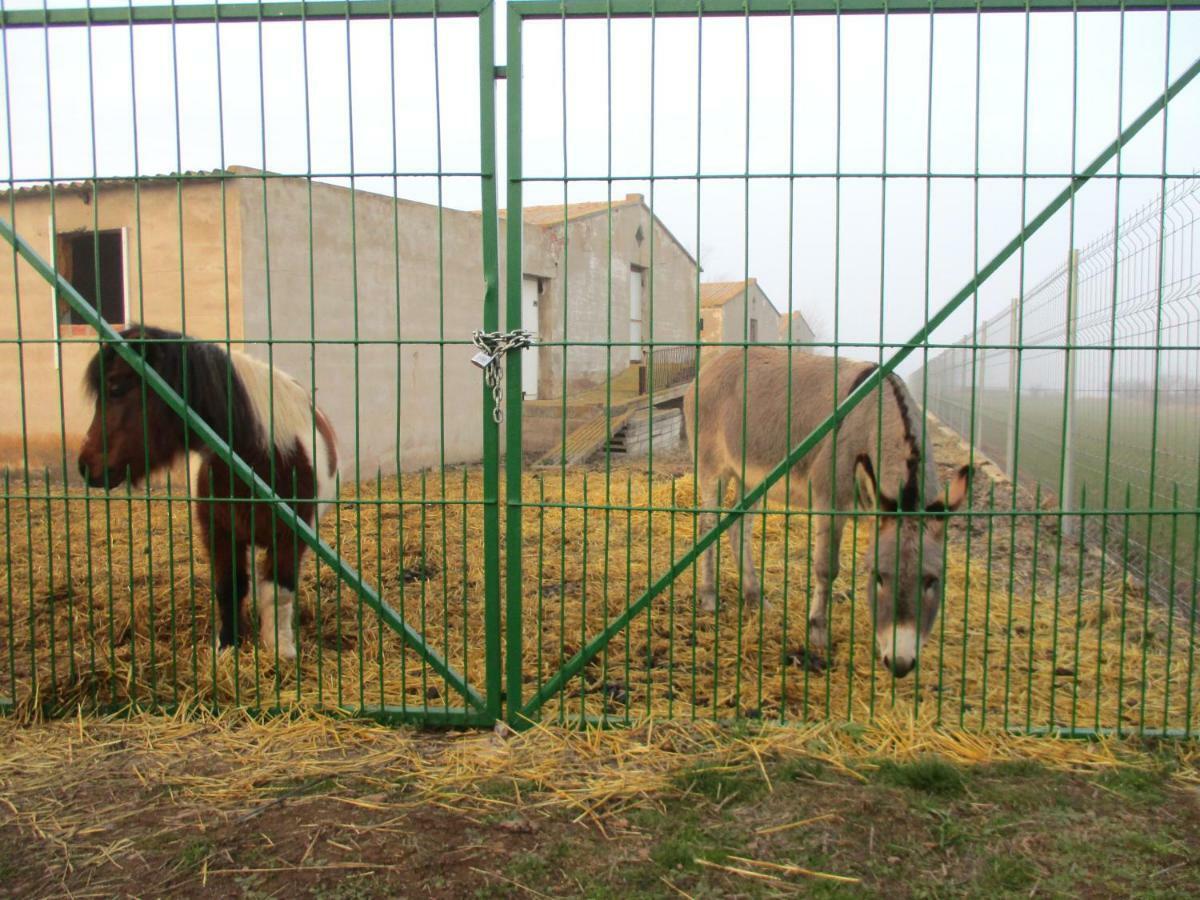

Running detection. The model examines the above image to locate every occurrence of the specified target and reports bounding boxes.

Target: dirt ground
[2,714,1199,898]
[2,415,1200,897]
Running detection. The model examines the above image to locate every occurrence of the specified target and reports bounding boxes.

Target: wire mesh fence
[917,176,1200,609]
[1,1,1199,737]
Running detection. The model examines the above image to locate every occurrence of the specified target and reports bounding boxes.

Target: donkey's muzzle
[882,655,916,678]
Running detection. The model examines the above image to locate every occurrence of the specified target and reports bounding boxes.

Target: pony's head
[78,326,189,489]
[855,458,972,678]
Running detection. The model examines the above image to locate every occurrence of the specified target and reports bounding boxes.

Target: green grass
[475,776,541,802]
[650,831,711,871]
[629,799,744,874]
[1096,764,1173,802]
[976,854,1040,893]
[176,839,214,871]
[642,752,1190,900]
[311,880,382,900]
[669,763,770,804]
[978,758,1046,778]
[933,389,1199,588]
[777,756,829,781]
[872,757,966,795]
[507,851,553,881]
[504,839,574,883]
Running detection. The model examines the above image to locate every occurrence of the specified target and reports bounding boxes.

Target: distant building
[699,278,781,346]
[778,309,816,346]
[499,194,699,400]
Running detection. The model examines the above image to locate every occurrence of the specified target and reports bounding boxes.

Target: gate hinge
[494,65,507,80]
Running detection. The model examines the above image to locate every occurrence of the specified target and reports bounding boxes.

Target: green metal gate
[499,0,1200,737]
[2,0,1199,736]
[0,0,502,726]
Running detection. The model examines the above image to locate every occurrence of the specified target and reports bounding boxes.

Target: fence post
[975,318,986,452]
[1062,249,1080,537]
[1006,297,1019,477]
[960,337,970,436]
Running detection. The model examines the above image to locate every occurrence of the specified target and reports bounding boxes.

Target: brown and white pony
[77,325,338,661]
[683,347,970,678]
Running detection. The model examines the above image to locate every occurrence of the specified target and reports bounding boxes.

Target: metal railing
[639,344,698,396]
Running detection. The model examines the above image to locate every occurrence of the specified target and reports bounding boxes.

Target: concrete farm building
[0,169,711,475]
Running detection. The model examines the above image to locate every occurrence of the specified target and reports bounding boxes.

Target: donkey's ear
[855,454,897,512]
[854,455,878,509]
[926,464,972,516]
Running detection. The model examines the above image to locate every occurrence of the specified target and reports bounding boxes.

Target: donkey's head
[78,326,184,489]
[855,458,972,677]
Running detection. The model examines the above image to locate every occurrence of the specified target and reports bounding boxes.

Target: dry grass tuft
[1,705,1194,838]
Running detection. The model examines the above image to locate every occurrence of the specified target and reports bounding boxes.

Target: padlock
[471,350,495,369]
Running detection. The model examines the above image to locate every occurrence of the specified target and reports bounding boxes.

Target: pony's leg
[808,509,846,657]
[211,534,249,650]
[697,475,721,613]
[725,481,764,608]
[196,462,249,651]
[258,533,301,662]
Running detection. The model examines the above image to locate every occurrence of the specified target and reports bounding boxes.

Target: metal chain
[471,329,535,424]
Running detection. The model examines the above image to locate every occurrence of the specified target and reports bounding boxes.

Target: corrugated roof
[3,170,234,197]
[700,278,757,308]
[497,194,644,227]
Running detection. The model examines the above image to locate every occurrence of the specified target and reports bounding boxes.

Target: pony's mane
[84,325,330,467]
[83,325,264,450]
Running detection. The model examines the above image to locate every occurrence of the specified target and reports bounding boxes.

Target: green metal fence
[2,0,1199,738]
[916,177,1200,605]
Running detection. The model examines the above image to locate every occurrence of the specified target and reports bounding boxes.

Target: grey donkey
[682,347,971,677]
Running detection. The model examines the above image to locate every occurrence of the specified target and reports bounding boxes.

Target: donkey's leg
[725,483,764,608]
[258,531,301,662]
[211,533,250,650]
[747,496,767,608]
[698,476,721,613]
[807,511,847,656]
